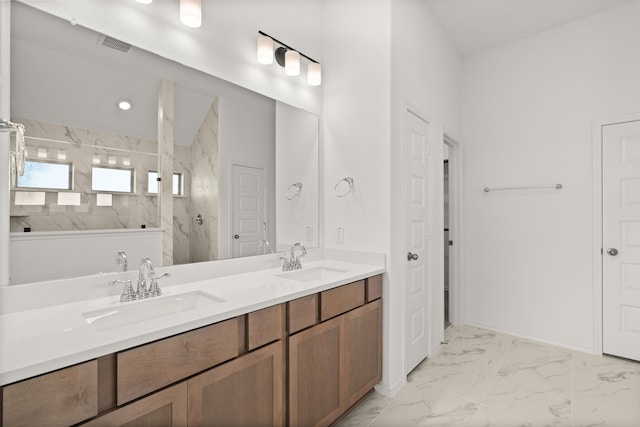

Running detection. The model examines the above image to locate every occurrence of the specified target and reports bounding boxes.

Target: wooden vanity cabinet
[1,360,98,427]
[289,315,344,427]
[0,275,382,427]
[116,318,239,405]
[81,382,187,427]
[188,340,285,427]
[289,278,383,427]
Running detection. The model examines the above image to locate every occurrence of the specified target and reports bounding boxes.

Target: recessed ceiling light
[118,100,132,111]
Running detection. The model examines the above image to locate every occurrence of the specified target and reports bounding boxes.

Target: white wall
[323,0,394,391]
[462,1,640,351]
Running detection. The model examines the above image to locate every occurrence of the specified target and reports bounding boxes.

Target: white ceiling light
[135,0,153,4]
[257,35,274,64]
[118,100,132,111]
[180,0,202,28]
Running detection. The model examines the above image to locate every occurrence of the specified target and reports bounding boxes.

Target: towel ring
[334,177,354,197]
[286,182,303,200]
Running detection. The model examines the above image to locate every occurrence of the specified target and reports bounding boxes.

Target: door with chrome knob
[407,252,419,261]
[606,248,618,256]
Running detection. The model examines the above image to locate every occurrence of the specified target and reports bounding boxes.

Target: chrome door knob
[607,248,619,256]
[407,252,419,261]
[234,234,240,239]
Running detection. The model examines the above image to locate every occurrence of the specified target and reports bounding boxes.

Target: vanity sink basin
[83,291,225,332]
[277,266,348,282]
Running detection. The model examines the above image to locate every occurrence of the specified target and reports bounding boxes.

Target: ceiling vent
[98,35,132,53]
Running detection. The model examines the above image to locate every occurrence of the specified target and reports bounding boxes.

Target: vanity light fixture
[257,31,322,86]
[118,100,132,111]
[180,0,202,28]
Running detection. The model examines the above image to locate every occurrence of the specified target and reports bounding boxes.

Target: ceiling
[423,0,637,56]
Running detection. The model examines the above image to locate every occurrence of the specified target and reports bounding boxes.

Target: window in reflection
[91,166,134,193]
[17,160,72,190]
[147,171,183,195]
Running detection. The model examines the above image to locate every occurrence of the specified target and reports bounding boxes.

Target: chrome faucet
[257,240,273,255]
[137,257,155,299]
[135,258,171,300]
[115,251,128,272]
[290,243,307,270]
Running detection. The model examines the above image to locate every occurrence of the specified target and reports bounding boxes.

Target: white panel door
[231,164,266,258]
[405,111,432,374]
[603,120,640,361]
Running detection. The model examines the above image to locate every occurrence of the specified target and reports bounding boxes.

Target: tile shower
[9,107,219,266]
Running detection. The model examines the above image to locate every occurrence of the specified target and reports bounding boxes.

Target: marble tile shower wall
[10,118,161,232]
[189,99,219,264]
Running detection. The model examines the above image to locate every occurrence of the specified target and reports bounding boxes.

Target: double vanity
[0,253,384,427]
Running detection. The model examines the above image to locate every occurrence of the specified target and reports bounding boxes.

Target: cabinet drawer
[366,275,383,302]
[2,360,98,427]
[288,294,318,334]
[320,280,365,321]
[117,318,239,405]
[247,304,284,350]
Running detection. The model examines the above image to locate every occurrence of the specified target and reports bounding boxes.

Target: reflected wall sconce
[257,31,321,86]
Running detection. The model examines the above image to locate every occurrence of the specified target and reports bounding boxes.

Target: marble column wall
[189,98,219,263]
[157,79,174,266]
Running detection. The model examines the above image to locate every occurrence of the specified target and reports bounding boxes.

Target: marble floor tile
[336,325,640,427]
[483,376,571,426]
[336,391,392,427]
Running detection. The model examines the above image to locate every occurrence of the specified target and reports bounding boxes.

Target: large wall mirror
[7,3,319,284]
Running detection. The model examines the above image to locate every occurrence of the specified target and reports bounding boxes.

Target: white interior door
[603,120,640,361]
[231,164,266,258]
[405,111,432,374]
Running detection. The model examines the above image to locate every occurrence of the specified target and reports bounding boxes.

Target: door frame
[443,133,464,327]
[592,112,640,355]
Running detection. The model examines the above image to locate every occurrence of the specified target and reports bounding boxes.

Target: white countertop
[0,259,384,386]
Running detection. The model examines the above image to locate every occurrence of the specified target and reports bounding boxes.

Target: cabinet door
[81,382,187,427]
[289,315,344,427]
[2,360,98,427]
[343,299,382,408]
[188,341,284,427]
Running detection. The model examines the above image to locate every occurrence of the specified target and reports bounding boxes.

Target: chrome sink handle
[147,272,171,298]
[110,279,136,302]
[280,253,292,271]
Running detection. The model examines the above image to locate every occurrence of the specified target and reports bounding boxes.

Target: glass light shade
[307,62,322,86]
[180,0,201,28]
[285,50,300,76]
[257,35,274,64]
